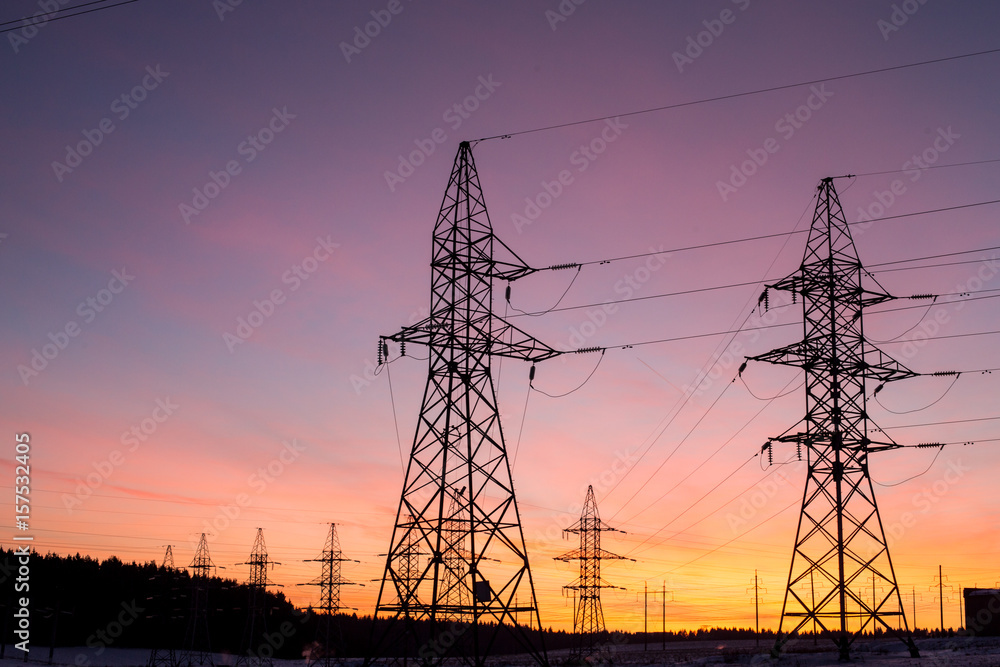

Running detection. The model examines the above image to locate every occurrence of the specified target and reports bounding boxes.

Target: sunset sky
[2,1,1000,634]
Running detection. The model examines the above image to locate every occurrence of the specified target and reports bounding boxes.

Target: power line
[0,0,142,34]
[853,157,1000,178]
[474,47,1000,142]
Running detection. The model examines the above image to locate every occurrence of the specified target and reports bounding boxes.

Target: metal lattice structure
[300,523,361,666]
[148,545,179,667]
[181,534,215,667]
[554,485,632,657]
[747,177,921,660]
[236,528,278,667]
[368,141,560,667]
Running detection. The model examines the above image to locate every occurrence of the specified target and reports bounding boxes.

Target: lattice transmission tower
[300,523,361,666]
[149,545,180,667]
[554,485,632,657]
[746,177,923,660]
[368,141,561,667]
[236,528,280,667]
[181,534,215,667]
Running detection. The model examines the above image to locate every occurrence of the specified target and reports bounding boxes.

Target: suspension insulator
[764,288,770,311]
[768,446,773,466]
[792,290,797,305]
[529,365,536,382]
[797,442,802,461]
[505,284,511,302]
[377,340,383,365]
[400,340,406,357]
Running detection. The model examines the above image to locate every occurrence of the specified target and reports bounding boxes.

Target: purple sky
[2,0,999,631]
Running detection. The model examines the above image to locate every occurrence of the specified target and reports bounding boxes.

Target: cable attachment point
[738,360,747,377]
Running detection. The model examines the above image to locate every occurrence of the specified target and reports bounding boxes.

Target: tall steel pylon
[181,534,215,667]
[149,545,179,667]
[300,523,361,666]
[747,177,921,660]
[368,141,561,667]
[236,528,279,667]
[554,485,632,657]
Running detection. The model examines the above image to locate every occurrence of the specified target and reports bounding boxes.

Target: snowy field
[4,637,1000,667]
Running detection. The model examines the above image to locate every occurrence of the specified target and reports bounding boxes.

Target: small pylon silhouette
[555,485,633,657]
[236,528,279,667]
[148,545,179,667]
[299,523,361,666]
[181,534,215,667]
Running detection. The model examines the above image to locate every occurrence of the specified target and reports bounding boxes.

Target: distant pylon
[236,528,279,667]
[299,523,361,666]
[181,534,215,667]
[441,487,470,619]
[747,177,923,660]
[368,141,561,667]
[554,485,633,657]
[164,544,175,570]
[148,545,179,667]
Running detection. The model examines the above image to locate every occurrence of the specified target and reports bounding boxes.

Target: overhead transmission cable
[0,0,143,34]
[473,48,1000,142]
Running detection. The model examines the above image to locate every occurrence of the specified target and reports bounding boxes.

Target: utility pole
[368,142,566,667]
[555,486,631,659]
[747,177,926,660]
[930,565,954,633]
[747,571,766,646]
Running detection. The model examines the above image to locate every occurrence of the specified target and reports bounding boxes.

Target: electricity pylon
[300,523,361,666]
[148,545,179,667]
[236,528,279,667]
[181,534,215,667]
[554,485,632,658]
[368,141,561,667]
[747,177,921,660]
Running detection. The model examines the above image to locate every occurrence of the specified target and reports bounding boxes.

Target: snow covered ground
[3,637,1000,667]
